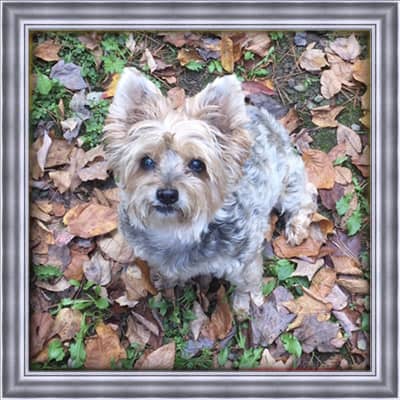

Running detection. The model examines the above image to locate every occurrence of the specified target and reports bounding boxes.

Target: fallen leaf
[190,301,209,340]
[37,133,53,172]
[49,170,72,194]
[52,308,83,341]
[122,260,157,301]
[272,235,321,258]
[50,60,87,91]
[78,33,101,50]
[143,48,157,73]
[302,149,335,189]
[97,230,135,264]
[45,139,73,168]
[77,161,109,182]
[291,128,314,153]
[202,286,232,340]
[336,277,369,294]
[332,310,359,336]
[299,43,328,72]
[251,286,295,346]
[279,108,300,133]
[330,34,361,62]
[167,87,186,109]
[241,81,275,96]
[352,59,369,85]
[160,32,201,48]
[324,284,349,310]
[294,315,345,353]
[336,124,362,157]
[259,348,293,369]
[131,310,160,336]
[134,342,175,370]
[83,251,111,286]
[311,213,335,237]
[125,33,137,53]
[125,315,151,349]
[30,220,55,254]
[359,111,370,128]
[33,39,61,62]
[319,183,345,210]
[291,259,324,281]
[244,32,272,57]
[36,277,71,292]
[352,145,369,177]
[320,69,342,99]
[31,202,52,223]
[177,48,203,66]
[220,35,234,73]
[30,312,54,356]
[282,291,332,330]
[65,203,118,238]
[84,322,127,369]
[331,255,363,276]
[64,251,89,281]
[334,166,352,185]
[327,54,354,84]
[309,267,336,299]
[311,105,344,128]
[103,73,121,98]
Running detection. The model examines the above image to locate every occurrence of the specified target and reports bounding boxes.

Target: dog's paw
[285,212,312,246]
[232,291,250,321]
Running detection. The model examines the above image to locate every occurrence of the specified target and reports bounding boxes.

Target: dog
[104,67,316,316]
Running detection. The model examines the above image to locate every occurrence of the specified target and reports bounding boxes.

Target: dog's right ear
[107,67,166,126]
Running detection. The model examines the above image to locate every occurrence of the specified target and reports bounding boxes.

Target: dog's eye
[141,156,155,170]
[188,159,205,173]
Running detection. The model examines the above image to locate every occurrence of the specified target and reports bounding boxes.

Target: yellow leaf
[103,74,121,98]
[220,35,234,73]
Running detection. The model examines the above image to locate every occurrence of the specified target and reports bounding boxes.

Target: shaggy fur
[104,67,316,315]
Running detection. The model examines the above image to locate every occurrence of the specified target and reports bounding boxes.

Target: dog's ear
[187,74,249,134]
[107,67,166,125]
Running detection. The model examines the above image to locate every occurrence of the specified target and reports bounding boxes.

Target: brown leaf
[320,69,342,99]
[142,48,157,73]
[330,34,361,62]
[327,54,354,84]
[48,170,72,194]
[324,284,349,310]
[244,32,272,57]
[125,315,151,349]
[103,73,121,98]
[64,251,89,281]
[311,105,344,128]
[83,251,111,286]
[220,35,234,73]
[282,291,332,330]
[190,301,209,340]
[160,32,201,48]
[97,230,135,264]
[36,277,71,292]
[352,59,369,85]
[359,111,370,128]
[309,267,336,299]
[272,235,321,258]
[134,342,175,370]
[78,161,109,182]
[202,286,232,340]
[279,108,299,133]
[167,87,186,109]
[131,310,160,336]
[45,139,73,168]
[177,48,203,66]
[78,33,101,50]
[33,39,61,62]
[361,86,370,111]
[122,261,157,301]
[30,312,54,357]
[30,220,55,254]
[259,348,293,369]
[291,128,314,153]
[319,183,345,210]
[84,323,127,369]
[336,277,369,294]
[241,81,275,96]
[291,259,324,281]
[334,166,352,185]
[336,124,362,157]
[299,43,328,72]
[31,202,52,223]
[331,255,362,276]
[311,213,335,237]
[352,145,369,177]
[37,133,53,172]
[65,203,118,238]
[302,149,335,189]
[52,308,83,341]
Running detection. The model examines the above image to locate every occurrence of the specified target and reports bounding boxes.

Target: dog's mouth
[153,205,178,215]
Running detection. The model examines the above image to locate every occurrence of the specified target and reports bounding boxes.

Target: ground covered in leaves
[30,31,370,371]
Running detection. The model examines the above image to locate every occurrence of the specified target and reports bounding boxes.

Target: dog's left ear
[187,75,249,134]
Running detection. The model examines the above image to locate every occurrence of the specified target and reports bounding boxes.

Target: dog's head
[104,68,251,237]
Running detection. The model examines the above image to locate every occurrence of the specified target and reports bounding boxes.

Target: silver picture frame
[1,1,398,398]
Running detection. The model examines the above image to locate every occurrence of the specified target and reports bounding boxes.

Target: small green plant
[270,31,284,41]
[244,51,255,61]
[262,278,276,296]
[100,33,130,75]
[120,343,143,369]
[236,347,263,369]
[280,332,302,359]
[207,59,223,74]
[69,313,89,368]
[175,347,213,370]
[48,339,66,363]
[217,345,230,367]
[247,46,275,79]
[33,264,62,281]
[184,60,205,72]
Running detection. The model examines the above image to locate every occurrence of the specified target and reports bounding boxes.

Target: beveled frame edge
[1,1,398,398]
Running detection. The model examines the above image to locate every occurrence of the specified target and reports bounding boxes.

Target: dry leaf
[65,203,118,238]
[33,39,61,62]
[327,54,354,84]
[30,312,54,356]
[177,48,203,66]
[84,323,127,369]
[359,111,370,128]
[336,124,362,157]
[299,43,328,72]
[352,59,369,85]
[64,251,89,281]
[352,145,369,177]
[36,277,71,292]
[309,267,336,299]
[220,35,234,73]
[244,32,272,57]
[160,32,201,48]
[259,348,293,369]
[337,277,369,294]
[331,255,363,276]
[31,202,52,223]
[320,69,342,99]
[52,308,83,341]
[49,170,73,194]
[45,139,73,168]
[37,133,53,172]
[334,166,352,185]
[97,230,135,264]
[291,259,324,281]
[143,48,157,73]
[330,34,361,62]
[78,161,109,182]
[279,108,300,133]
[103,74,121,98]
[30,220,55,254]
[302,149,335,189]
[167,87,186,109]
[122,261,157,301]
[202,286,232,340]
[125,315,151,349]
[311,213,335,237]
[325,284,349,310]
[134,342,175,370]
[361,86,370,111]
[272,235,321,258]
[190,301,209,341]
[241,81,275,96]
[83,251,111,286]
[311,105,344,128]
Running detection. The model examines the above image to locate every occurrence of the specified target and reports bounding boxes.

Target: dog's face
[104,68,252,237]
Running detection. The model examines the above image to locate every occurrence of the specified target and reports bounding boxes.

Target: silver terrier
[104,68,316,315]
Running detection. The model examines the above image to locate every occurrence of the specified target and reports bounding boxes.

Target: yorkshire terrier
[104,68,316,316]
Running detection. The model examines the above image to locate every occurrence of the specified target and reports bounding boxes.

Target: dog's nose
[156,188,179,205]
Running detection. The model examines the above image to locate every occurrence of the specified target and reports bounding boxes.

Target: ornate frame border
[1,1,398,398]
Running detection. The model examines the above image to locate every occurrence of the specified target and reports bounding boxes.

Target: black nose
[156,188,179,205]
